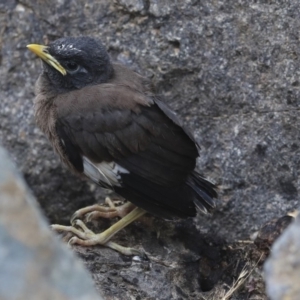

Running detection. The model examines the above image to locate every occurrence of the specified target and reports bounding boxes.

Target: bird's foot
[71,197,135,223]
[52,207,147,256]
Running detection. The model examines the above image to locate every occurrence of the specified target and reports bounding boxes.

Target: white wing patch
[83,156,129,187]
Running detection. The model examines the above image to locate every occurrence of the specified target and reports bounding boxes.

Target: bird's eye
[65,61,79,73]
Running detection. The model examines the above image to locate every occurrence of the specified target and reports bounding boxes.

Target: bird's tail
[187,171,217,214]
[116,171,217,219]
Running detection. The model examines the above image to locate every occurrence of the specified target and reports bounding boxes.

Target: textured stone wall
[1,1,300,299]
[0,146,102,300]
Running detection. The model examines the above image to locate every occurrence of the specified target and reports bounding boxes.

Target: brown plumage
[27,36,217,255]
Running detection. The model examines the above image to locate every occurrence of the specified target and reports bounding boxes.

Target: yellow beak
[27,44,67,76]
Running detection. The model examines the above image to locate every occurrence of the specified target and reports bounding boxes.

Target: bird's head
[27,36,113,92]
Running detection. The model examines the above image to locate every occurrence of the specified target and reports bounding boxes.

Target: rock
[116,0,146,14]
[1,0,300,299]
[148,0,171,17]
[264,214,300,300]
[254,215,294,252]
[0,146,103,300]
[1,0,299,241]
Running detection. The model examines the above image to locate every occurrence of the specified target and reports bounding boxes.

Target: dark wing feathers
[137,105,198,157]
[114,121,150,153]
[54,82,216,218]
[115,172,197,218]
[139,143,195,170]
[55,84,197,186]
[155,99,200,150]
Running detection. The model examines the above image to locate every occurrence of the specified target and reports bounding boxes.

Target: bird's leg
[71,197,135,223]
[52,207,146,256]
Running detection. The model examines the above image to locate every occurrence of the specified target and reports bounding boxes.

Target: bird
[27,36,217,256]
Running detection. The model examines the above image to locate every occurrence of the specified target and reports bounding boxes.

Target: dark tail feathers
[187,171,217,214]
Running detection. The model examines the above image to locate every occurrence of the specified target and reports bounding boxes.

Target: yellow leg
[71,197,135,223]
[52,207,146,256]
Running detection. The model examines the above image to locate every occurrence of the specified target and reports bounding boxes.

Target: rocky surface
[0,146,102,300]
[264,214,300,300]
[1,0,300,299]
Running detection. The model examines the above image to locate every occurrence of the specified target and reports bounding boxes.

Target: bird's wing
[55,83,199,189]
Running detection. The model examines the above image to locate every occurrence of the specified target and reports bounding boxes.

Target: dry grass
[200,253,264,300]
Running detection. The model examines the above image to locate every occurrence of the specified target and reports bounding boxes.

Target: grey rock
[264,215,300,300]
[115,0,146,14]
[0,146,103,300]
[1,0,300,299]
[1,0,298,241]
[148,0,171,17]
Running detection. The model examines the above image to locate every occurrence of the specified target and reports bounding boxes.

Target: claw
[70,218,77,227]
[68,236,77,245]
[86,212,95,222]
[70,198,136,224]
[51,207,146,256]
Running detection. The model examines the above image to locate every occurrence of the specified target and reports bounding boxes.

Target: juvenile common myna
[27,36,217,255]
